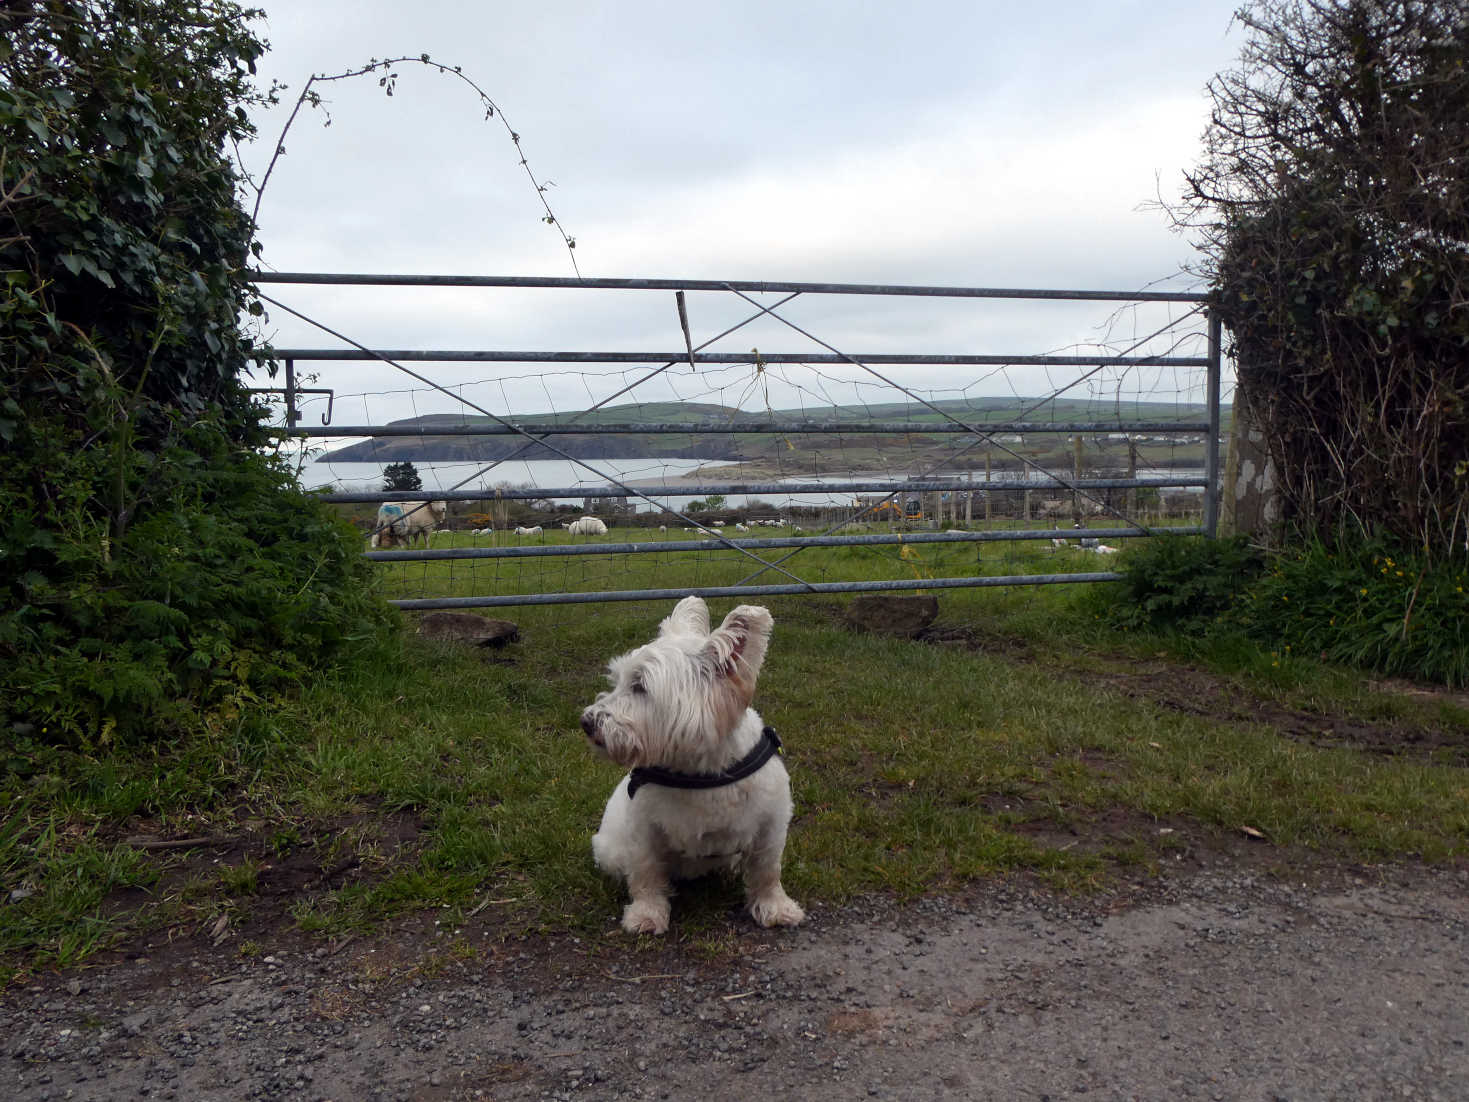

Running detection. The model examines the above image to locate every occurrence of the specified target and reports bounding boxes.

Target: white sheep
[370,500,447,549]
[563,516,609,537]
[514,525,543,537]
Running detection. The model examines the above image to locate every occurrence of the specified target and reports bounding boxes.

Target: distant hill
[317,398,1223,467]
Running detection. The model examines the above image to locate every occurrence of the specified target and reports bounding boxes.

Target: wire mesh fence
[250,273,1222,609]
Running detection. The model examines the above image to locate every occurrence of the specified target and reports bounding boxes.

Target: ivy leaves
[1178,1,1469,558]
[1,4,392,751]
[2,1,269,423]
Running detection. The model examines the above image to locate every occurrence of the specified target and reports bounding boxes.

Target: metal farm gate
[252,274,1222,610]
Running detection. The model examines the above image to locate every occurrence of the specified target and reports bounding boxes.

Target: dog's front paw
[750,889,805,928]
[621,899,671,935]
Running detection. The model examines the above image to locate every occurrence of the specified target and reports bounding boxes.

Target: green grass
[3,536,1466,980]
[370,519,1144,606]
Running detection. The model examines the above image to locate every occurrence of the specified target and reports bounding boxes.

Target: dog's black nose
[579,712,597,737]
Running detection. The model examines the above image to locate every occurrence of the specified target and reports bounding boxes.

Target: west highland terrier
[579,596,805,934]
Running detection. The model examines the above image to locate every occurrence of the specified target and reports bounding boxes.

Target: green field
[4,525,1465,980]
[369,521,1149,607]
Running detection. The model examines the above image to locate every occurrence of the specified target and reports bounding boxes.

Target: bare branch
[246,54,580,275]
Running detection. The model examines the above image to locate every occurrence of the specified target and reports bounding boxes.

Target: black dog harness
[627,726,783,799]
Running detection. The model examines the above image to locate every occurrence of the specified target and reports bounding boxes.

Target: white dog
[580,596,805,935]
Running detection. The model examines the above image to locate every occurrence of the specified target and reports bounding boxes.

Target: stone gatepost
[1221,385,1281,545]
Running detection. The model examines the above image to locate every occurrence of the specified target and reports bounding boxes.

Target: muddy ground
[5,657,1467,1101]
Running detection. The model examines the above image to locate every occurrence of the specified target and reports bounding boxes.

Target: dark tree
[1176,0,1469,557]
[383,461,423,492]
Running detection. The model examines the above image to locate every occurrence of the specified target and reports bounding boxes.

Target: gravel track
[6,860,1467,1101]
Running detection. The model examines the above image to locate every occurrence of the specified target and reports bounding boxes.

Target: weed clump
[1229,539,1469,689]
[0,414,394,758]
[1096,533,1264,633]
[1094,534,1468,688]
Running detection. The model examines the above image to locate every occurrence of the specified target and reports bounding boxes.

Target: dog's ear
[659,595,710,638]
[702,605,773,687]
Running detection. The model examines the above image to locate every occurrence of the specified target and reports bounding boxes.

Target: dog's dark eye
[630,677,646,694]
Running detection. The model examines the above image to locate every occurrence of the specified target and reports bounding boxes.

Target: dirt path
[6,858,1466,1101]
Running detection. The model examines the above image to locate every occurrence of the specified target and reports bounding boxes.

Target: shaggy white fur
[580,596,805,935]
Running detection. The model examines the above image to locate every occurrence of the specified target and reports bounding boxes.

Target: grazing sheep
[371,500,447,549]
[369,504,403,549]
[564,516,609,537]
[735,522,749,532]
[658,525,668,533]
[404,500,448,547]
[514,525,543,537]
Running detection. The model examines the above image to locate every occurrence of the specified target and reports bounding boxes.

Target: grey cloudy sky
[239,1,1244,432]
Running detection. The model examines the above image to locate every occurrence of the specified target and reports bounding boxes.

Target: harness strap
[627,726,783,799]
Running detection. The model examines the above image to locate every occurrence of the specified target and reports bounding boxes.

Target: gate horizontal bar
[365,526,1201,561]
[263,349,1207,367]
[324,477,1206,504]
[292,420,1211,438]
[388,572,1125,609]
[250,271,1208,303]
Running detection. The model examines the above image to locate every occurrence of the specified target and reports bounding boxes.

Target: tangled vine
[244,54,579,275]
[1174,0,1469,559]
